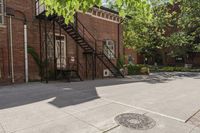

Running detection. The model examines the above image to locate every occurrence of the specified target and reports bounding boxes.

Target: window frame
[104,40,115,59]
[0,0,4,25]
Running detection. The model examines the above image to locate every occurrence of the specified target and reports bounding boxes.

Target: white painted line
[102,98,186,123]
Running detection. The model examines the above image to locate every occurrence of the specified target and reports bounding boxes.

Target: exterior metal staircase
[35,1,124,78]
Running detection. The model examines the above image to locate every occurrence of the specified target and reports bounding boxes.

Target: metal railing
[74,16,122,76]
[75,17,117,59]
[74,17,97,52]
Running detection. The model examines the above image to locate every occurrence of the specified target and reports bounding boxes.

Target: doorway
[55,35,66,70]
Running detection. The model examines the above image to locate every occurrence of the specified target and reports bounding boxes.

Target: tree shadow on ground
[0,72,200,110]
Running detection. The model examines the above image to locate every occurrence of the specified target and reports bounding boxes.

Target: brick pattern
[0,0,123,84]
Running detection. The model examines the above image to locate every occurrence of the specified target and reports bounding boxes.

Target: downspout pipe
[24,22,28,83]
[6,8,15,83]
[9,16,14,83]
[117,19,125,59]
[118,15,132,60]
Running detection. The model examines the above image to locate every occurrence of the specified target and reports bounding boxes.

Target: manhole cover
[115,113,156,130]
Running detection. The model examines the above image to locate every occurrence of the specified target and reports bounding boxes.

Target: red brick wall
[77,13,123,57]
[124,48,144,64]
[77,13,123,78]
[0,1,123,84]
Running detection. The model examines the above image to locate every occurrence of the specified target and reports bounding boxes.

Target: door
[55,35,66,69]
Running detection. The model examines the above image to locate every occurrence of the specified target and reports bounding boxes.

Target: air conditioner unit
[103,69,113,77]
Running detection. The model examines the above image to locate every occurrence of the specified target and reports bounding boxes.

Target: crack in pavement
[103,125,120,133]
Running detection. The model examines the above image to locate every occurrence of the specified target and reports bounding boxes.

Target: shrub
[117,57,125,69]
[126,64,149,75]
[141,67,150,75]
[150,66,200,72]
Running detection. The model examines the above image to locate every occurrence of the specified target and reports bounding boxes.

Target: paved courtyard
[0,72,200,133]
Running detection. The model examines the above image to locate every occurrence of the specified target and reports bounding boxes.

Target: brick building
[0,0,124,84]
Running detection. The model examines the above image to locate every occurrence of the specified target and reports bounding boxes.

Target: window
[0,0,4,24]
[55,35,66,69]
[104,40,115,59]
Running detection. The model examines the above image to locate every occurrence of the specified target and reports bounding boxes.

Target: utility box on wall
[103,69,113,77]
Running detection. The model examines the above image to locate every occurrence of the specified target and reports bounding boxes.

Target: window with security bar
[104,40,115,59]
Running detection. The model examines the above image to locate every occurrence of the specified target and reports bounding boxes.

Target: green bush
[150,66,200,72]
[141,67,150,75]
[126,64,149,75]
[159,67,190,72]
[117,57,125,69]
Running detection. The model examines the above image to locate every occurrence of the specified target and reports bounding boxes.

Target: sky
[102,0,107,5]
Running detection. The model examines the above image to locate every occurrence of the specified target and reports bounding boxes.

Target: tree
[121,0,200,65]
[122,1,176,64]
[41,0,152,24]
[177,0,200,45]
[40,0,200,65]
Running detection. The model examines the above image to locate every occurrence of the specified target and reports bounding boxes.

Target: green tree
[122,0,200,65]
[40,0,152,23]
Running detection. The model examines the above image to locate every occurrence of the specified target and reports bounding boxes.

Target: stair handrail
[74,17,97,52]
[75,17,119,60]
[102,54,124,77]
[74,16,123,77]
[75,17,96,40]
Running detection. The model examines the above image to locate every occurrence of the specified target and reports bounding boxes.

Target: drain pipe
[6,8,15,83]
[9,16,14,83]
[24,22,28,83]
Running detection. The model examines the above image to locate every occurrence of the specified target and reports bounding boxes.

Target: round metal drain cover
[115,113,156,130]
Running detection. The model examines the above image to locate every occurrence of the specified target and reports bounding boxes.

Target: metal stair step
[60,23,67,27]
[80,44,88,47]
[79,42,87,45]
[68,30,76,34]
[73,35,81,38]
[52,15,124,78]
[58,18,65,23]
[75,38,84,41]
[71,34,79,38]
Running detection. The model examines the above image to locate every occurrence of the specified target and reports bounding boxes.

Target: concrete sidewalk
[0,72,200,133]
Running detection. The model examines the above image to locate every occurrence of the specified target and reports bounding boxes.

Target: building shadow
[0,72,200,109]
